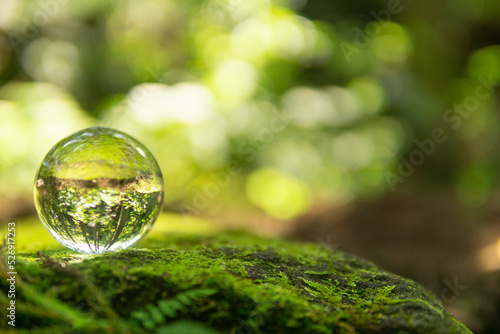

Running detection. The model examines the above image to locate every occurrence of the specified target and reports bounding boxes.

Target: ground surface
[0,222,471,334]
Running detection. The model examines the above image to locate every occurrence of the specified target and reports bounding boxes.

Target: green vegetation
[0,230,470,333]
[36,179,162,254]
[0,1,494,331]
[1,0,499,217]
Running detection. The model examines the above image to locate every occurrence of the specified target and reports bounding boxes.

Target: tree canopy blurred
[1,0,499,221]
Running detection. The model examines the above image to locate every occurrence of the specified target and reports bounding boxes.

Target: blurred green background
[1,0,500,218]
[1,0,500,331]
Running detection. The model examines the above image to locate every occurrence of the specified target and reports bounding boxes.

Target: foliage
[131,288,218,330]
[2,0,499,218]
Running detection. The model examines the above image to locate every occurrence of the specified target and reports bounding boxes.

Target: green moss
[1,230,471,333]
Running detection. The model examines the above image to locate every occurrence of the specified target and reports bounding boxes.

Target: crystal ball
[34,127,164,254]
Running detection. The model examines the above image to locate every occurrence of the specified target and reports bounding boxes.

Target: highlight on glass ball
[34,127,164,254]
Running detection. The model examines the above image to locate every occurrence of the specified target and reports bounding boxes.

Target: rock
[0,231,470,333]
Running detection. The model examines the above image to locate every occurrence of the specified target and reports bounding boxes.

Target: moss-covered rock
[1,231,470,333]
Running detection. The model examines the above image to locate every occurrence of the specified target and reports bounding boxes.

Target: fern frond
[132,288,218,330]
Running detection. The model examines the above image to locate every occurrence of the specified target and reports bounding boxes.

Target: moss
[1,230,470,333]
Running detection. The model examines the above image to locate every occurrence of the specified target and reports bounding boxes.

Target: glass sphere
[34,127,164,254]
